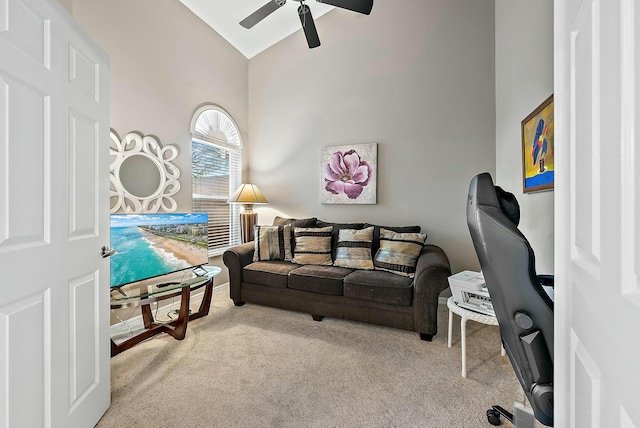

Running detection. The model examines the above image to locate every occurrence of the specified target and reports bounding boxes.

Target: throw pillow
[292,226,333,265]
[253,225,293,262]
[272,216,318,250]
[373,228,427,277]
[364,223,423,255]
[333,227,374,270]
[316,220,365,260]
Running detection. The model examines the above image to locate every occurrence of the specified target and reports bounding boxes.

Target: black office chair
[466,173,554,427]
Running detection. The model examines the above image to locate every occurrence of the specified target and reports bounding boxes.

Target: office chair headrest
[495,186,520,226]
[468,173,520,227]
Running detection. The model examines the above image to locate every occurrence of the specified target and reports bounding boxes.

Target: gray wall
[495,0,554,273]
[69,0,249,213]
[60,0,552,277]
[57,0,72,13]
[67,0,251,285]
[248,0,496,273]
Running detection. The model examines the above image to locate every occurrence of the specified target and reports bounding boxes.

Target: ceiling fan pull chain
[300,0,307,27]
[298,2,310,30]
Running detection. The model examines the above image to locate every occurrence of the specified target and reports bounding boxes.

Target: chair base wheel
[486,405,513,426]
[487,409,502,426]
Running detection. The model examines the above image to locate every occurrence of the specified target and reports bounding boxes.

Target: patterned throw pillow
[373,228,427,277]
[272,216,318,250]
[253,225,293,262]
[333,227,374,270]
[292,226,333,265]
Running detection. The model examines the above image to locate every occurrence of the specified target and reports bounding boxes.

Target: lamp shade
[227,184,269,204]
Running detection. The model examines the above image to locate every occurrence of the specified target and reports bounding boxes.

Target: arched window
[191,105,242,255]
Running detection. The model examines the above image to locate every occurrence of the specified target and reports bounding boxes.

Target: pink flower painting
[321,143,377,204]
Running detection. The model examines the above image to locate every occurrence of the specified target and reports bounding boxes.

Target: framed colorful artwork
[321,143,377,204]
[522,95,554,193]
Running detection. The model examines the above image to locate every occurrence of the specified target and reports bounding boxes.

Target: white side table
[447,296,505,377]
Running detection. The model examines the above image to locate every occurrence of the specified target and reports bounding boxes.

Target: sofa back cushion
[273,216,318,228]
[253,225,293,262]
[333,227,374,270]
[292,226,333,265]
[316,220,364,260]
[373,228,427,277]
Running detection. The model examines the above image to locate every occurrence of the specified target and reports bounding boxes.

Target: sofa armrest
[412,244,452,336]
[222,242,255,303]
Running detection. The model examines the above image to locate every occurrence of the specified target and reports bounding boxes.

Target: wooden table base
[111,277,213,357]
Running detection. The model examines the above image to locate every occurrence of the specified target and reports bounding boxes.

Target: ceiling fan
[239,0,374,49]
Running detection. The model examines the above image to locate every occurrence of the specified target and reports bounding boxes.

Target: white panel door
[555,0,640,426]
[0,0,111,427]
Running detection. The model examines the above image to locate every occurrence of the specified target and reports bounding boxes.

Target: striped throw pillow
[333,227,374,269]
[373,228,427,277]
[292,226,333,265]
[253,225,293,262]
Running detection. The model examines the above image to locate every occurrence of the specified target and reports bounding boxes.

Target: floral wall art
[321,143,377,204]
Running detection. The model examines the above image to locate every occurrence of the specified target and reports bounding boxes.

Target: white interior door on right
[555,0,640,426]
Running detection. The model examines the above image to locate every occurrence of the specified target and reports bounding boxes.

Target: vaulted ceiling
[179,0,335,58]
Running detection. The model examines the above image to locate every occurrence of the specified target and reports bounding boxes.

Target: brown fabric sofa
[222,217,452,341]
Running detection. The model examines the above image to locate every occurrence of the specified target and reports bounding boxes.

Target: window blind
[192,139,242,255]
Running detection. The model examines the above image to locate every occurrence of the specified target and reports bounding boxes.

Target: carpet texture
[97,286,536,427]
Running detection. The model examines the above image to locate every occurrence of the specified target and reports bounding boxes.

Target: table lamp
[227,184,269,243]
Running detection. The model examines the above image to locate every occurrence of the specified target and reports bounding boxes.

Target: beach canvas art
[110,213,209,288]
[321,143,377,204]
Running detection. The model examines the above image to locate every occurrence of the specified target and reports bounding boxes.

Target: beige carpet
[97,286,534,427]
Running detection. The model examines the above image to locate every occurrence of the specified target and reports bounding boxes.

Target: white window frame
[190,104,243,256]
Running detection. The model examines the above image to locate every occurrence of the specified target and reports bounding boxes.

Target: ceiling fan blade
[298,5,321,48]
[240,0,286,29]
[316,0,373,15]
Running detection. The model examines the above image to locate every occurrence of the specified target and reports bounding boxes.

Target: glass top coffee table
[110,266,221,356]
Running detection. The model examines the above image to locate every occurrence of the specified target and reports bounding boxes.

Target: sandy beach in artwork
[141,229,207,266]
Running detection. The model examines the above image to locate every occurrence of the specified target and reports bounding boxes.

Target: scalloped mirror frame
[109,130,181,213]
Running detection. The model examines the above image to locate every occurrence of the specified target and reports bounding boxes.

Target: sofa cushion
[273,216,318,229]
[292,226,333,265]
[333,227,374,270]
[344,270,413,306]
[316,220,365,259]
[288,265,353,295]
[253,225,293,262]
[243,261,299,288]
[364,223,423,255]
[373,228,427,278]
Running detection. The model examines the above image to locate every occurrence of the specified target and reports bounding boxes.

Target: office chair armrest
[537,275,554,288]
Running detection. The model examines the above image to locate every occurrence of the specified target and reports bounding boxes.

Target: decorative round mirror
[109,130,181,213]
